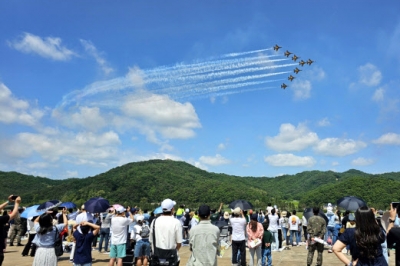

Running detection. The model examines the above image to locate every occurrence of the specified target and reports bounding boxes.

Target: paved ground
[3,239,396,266]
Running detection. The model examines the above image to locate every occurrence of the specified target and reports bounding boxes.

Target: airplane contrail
[58,47,295,108]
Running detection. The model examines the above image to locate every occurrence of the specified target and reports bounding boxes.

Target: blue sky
[1,1,400,179]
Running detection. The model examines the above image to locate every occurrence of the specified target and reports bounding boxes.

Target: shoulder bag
[54,226,64,257]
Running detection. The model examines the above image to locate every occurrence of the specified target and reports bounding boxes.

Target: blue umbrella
[84,197,110,213]
[154,206,163,215]
[37,200,62,212]
[59,202,77,209]
[21,205,44,219]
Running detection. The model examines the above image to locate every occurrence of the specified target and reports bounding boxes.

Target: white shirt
[289,215,300,231]
[75,211,94,233]
[229,217,247,241]
[266,206,273,215]
[131,224,142,242]
[302,216,308,227]
[150,215,182,250]
[111,216,133,245]
[268,214,279,232]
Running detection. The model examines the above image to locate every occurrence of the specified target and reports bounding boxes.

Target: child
[72,220,100,266]
[261,221,273,266]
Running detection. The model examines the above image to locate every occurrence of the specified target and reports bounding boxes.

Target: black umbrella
[337,196,367,211]
[228,199,253,210]
[37,200,62,212]
[303,208,329,224]
[84,197,110,213]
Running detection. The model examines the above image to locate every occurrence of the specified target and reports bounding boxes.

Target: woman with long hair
[247,213,264,266]
[332,206,387,266]
[32,208,67,266]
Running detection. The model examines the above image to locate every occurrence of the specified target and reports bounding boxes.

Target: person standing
[229,207,247,266]
[21,217,37,257]
[132,215,151,266]
[32,208,67,266]
[187,205,220,266]
[261,221,273,266]
[73,220,100,266]
[289,210,301,246]
[247,214,264,266]
[98,210,113,254]
[385,203,400,265]
[150,199,182,266]
[267,209,279,251]
[108,206,134,266]
[307,207,326,266]
[9,208,24,246]
[0,195,21,266]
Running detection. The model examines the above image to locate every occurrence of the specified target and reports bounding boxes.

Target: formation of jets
[273,44,315,89]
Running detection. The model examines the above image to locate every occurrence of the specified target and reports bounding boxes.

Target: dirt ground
[2,239,396,266]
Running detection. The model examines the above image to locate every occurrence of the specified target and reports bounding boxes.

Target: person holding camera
[0,195,21,266]
[387,203,400,266]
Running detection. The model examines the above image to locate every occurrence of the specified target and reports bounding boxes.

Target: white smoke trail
[58,47,297,108]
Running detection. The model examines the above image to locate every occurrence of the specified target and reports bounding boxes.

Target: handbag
[54,227,64,257]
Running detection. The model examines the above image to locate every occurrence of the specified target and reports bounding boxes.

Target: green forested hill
[1,160,399,210]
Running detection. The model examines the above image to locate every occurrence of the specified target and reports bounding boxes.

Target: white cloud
[351,157,375,166]
[198,154,231,166]
[8,32,76,61]
[308,66,326,81]
[264,153,316,167]
[372,88,385,102]
[292,80,311,100]
[358,63,382,87]
[53,106,107,132]
[332,161,339,166]
[80,39,114,75]
[122,92,201,140]
[2,131,121,165]
[217,143,226,151]
[313,138,367,156]
[317,117,331,127]
[0,83,44,126]
[373,133,400,145]
[265,123,319,152]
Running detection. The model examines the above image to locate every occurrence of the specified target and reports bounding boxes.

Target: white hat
[81,204,85,210]
[136,215,144,221]
[116,206,126,214]
[185,208,190,213]
[161,199,176,212]
[328,203,332,207]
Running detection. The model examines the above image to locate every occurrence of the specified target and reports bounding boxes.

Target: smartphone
[11,195,18,200]
[392,202,399,209]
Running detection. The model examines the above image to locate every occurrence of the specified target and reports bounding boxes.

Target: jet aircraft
[288,75,295,82]
[284,50,292,57]
[281,83,288,89]
[299,60,306,67]
[294,67,302,74]
[307,59,314,65]
[273,44,282,51]
[292,54,300,62]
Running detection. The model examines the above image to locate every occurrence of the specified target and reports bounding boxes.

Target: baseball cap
[223,211,230,219]
[161,199,176,212]
[116,206,126,214]
[136,215,144,222]
[81,204,85,210]
[198,205,211,217]
[348,213,355,221]
[185,208,190,213]
[233,207,241,215]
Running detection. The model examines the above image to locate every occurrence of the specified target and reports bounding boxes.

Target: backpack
[140,224,150,238]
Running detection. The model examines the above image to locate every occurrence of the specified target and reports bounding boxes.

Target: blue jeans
[325,226,337,245]
[98,227,110,252]
[281,227,288,241]
[261,248,272,266]
[290,230,300,246]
